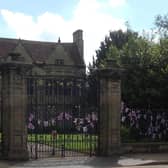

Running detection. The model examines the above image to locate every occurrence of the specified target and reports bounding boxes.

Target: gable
[46,44,74,65]
[0,38,85,67]
[6,42,33,64]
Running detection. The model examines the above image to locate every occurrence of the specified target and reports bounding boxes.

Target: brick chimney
[73,30,84,58]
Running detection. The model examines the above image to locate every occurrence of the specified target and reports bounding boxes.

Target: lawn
[28,133,98,153]
[0,132,98,154]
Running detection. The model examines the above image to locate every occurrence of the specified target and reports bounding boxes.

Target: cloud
[0,0,126,65]
[108,0,126,8]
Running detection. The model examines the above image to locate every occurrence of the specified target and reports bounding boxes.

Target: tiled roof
[0,38,85,65]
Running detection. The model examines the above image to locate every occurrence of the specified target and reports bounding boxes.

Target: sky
[0,0,168,66]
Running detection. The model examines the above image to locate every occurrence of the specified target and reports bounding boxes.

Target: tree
[95,29,138,68]
[89,26,168,109]
[155,14,168,37]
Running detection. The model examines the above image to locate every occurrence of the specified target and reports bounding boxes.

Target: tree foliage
[155,14,168,37]
[89,18,168,109]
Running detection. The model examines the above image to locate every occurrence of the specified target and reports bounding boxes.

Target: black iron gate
[26,77,98,159]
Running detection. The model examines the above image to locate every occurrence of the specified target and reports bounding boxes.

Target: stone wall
[122,143,168,153]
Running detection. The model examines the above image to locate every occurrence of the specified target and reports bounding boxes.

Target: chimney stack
[73,30,84,58]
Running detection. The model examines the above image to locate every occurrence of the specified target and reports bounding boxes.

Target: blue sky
[0,0,168,65]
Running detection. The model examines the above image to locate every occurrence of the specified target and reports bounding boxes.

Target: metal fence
[121,103,168,143]
[26,76,98,159]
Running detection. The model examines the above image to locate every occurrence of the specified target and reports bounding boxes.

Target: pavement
[0,153,168,168]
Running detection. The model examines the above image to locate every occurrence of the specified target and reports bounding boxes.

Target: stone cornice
[97,67,123,80]
[0,61,33,75]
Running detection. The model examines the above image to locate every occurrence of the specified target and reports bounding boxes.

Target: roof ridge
[0,37,75,45]
[0,38,85,65]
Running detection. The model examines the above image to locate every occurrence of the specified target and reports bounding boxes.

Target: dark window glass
[55,59,64,65]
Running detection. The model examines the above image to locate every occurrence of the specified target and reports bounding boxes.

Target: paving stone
[1,153,168,168]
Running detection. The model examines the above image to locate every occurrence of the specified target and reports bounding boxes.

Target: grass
[28,133,98,153]
[0,132,97,153]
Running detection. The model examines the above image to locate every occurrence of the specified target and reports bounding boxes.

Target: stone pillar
[98,59,122,156]
[1,62,29,160]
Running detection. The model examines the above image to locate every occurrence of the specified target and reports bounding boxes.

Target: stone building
[0,30,86,126]
[0,29,85,77]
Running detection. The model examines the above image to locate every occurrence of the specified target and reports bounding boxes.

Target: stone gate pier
[98,59,122,156]
[0,55,31,160]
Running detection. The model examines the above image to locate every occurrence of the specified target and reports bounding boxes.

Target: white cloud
[0,0,126,65]
[108,0,126,8]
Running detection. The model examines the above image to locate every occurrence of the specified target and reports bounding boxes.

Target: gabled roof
[0,38,85,65]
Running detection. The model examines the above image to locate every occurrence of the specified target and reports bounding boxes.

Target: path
[0,153,168,168]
